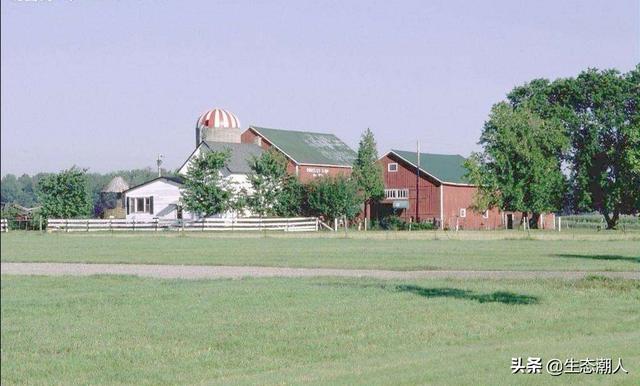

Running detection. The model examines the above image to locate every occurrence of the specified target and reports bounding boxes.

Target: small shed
[100,176,129,219]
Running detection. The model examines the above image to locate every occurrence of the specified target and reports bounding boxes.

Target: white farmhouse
[124,108,262,221]
[124,176,185,221]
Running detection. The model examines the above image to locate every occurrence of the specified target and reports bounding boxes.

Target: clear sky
[1,0,638,175]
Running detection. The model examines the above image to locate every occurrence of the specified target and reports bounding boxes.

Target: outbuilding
[123,176,185,221]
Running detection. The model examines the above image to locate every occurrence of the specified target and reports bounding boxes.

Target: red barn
[373,149,552,230]
[241,126,355,183]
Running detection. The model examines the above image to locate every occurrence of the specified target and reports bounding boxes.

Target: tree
[273,176,304,217]
[351,128,384,219]
[37,167,92,219]
[181,150,233,218]
[306,175,361,222]
[554,67,640,229]
[247,149,305,217]
[247,149,288,216]
[465,102,568,227]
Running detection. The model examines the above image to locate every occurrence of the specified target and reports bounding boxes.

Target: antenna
[156,154,164,177]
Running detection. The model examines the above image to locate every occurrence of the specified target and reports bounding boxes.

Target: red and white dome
[197,108,240,129]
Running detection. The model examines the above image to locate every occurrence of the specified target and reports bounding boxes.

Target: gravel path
[2,262,639,280]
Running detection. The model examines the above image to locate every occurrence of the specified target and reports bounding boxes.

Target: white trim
[388,162,398,172]
[298,163,353,169]
[439,184,444,229]
[482,209,489,219]
[459,208,466,218]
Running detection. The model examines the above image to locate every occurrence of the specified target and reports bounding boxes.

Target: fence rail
[46,217,319,232]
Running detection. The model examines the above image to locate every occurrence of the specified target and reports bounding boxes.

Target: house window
[459,208,466,218]
[388,163,398,172]
[482,209,489,219]
[385,188,409,199]
[128,196,154,214]
[136,198,145,213]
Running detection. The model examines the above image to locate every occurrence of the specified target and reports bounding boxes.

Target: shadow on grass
[554,254,639,263]
[317,282,539,305]
[395,285,539,305]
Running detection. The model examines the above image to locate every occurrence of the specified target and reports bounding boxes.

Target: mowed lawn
[2,275,639,385]
[1,232,638,271]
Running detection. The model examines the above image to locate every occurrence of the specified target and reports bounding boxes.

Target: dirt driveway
[2,262,638,280]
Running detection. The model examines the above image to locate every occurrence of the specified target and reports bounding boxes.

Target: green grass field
[2,231,638,384]
[2,275,638,385]
[1,231,638,271]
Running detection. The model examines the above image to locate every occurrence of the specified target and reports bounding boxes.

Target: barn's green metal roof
[250,126,356,166]
[391,150,469,184]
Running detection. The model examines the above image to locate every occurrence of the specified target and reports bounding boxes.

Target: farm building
[100,176,129,219]
[125,107,356,220]
[123,176,185,221]
[241,126,356,182]
[373,149,555,230]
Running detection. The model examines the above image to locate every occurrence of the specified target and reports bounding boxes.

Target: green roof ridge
[391,149,469,184]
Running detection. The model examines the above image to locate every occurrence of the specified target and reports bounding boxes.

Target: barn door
[506,214,513,229]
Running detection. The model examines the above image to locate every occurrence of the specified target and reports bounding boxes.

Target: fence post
[86,220,89,232]
[286,218,289,232]
[316,218,319,231]
[39,217,42,232]
[109,218,113,233]
[133,219,136,232]
[65,219,69,233]
[155,218,159,232]
[558,217,562,232]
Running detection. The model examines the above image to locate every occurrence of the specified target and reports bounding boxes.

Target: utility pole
[156,154,164,177]
[415,140,420,222]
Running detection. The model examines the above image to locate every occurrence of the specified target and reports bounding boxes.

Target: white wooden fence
[1,219,8,233]
[46,217,319,232]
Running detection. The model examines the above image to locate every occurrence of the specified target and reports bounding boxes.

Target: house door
[506,214,513,229]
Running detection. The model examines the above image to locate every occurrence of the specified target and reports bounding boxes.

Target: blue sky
[1,0,638,175]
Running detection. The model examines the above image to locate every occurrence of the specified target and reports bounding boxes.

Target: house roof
[249,126,356,167]
[124,176,184,193]
[203,141,263,174]
[101,176,130,193]
[390,150,469,184]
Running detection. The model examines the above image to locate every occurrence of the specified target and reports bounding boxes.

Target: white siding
[125,180,184,221]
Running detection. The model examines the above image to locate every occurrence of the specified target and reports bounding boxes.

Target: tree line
[466,65,639,229]
[1,168,175,218]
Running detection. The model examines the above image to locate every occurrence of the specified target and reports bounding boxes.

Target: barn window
[459,208,466,218]
[482,209,489,219]
[388,163,398,172]
[385,188,409,199]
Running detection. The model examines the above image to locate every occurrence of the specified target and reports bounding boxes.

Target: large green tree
[351,128,384,219]
[555,67,640,229]
[181,150,233,218]
[465,102,568,227]
[37,167,93,219]
[306,175,361,222]
[505,66,640,229]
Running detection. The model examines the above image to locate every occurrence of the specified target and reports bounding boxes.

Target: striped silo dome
[197,108,240,129]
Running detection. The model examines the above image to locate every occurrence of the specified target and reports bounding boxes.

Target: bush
[378,215,437,231]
